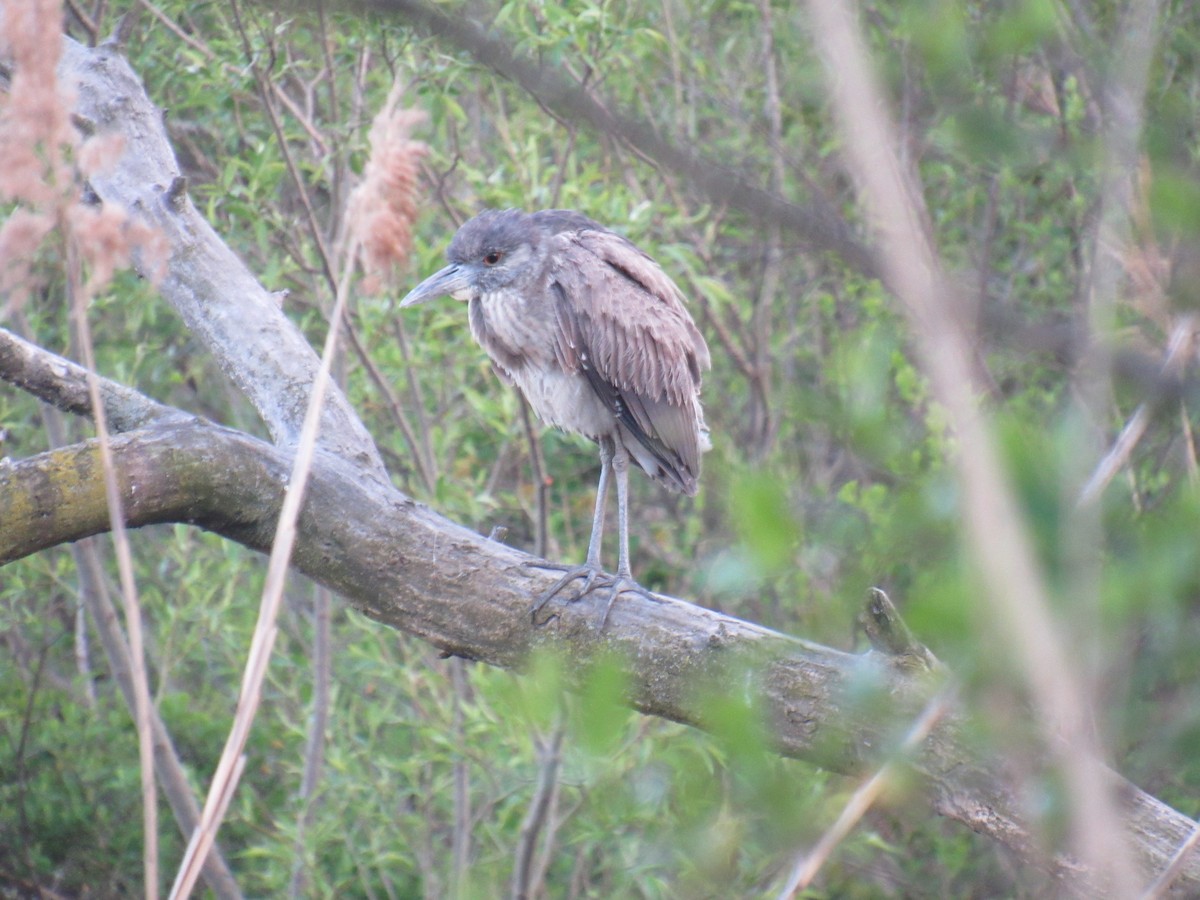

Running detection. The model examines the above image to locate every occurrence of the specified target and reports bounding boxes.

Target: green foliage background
[3,0,1200,895]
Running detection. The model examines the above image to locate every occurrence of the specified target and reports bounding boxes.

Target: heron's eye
[483,251,503,266]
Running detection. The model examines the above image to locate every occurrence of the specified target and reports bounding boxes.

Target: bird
[401,208,710,622]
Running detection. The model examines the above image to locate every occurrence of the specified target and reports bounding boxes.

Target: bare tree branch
[0,326,190,431]
[51,31,389,484]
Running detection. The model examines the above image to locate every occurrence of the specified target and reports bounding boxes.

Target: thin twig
[64,0,99,43]
[315,0,343,208]
[229,0,338,292]
[358,0,881,277]
[35,396,99,710]
[749,0,783,459]
[518,395,550,559]
[73,535,244,899]
[449,658,472,895]
[1078,314,1197,506]
[287,585,332,899]
[134,0,327,151]
[510,716,566,900]
[11,638,56,891]
[389,315,440,491]
[347,316,437,494]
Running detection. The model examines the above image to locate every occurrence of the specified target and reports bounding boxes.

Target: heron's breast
[511,366,615,439]
[469,293,614,438]
[470,293,549,369]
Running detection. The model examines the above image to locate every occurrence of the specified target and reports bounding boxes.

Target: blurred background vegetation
[3,0,1200,895]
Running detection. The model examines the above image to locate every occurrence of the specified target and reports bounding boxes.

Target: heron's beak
[400,263,472,307]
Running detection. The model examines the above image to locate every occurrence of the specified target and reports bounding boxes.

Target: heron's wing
[549,228,710,494]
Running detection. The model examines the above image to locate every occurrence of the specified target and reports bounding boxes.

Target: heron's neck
[469,292,534,374]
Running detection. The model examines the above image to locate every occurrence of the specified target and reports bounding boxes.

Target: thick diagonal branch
[49,34,388,484]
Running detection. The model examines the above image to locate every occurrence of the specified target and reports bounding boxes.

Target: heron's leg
[532,440,660,626]
[528,438,615,620]
[590,442,652,626]
[584,437,613,568]
[612,441,632,578]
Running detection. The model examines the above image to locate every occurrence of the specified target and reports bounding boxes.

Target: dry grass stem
[805,0,1141,891]
[169,252,359,899]
[71,244,160,900]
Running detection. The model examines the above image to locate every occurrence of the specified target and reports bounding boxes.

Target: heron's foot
[526,561,653,628]
[526,561,607,623]
[589,574,656,629]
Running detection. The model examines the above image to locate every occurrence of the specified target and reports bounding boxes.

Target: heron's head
[401,209,543,307]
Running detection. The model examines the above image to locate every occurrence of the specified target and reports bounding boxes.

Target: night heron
[401,209,710,620]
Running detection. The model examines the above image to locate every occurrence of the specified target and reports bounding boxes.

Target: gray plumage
[402,208,710,616]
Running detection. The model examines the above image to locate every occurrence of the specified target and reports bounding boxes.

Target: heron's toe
[529,564,657,629]
[591,576,658,628]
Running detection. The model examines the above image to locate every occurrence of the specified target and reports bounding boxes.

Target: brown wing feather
[570,230,710,401]
[548,227,709,494]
